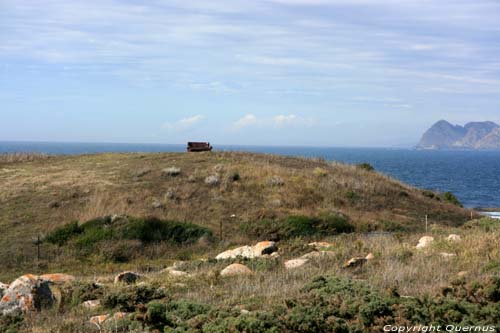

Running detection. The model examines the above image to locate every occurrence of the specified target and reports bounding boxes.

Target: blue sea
[1,141,500,210]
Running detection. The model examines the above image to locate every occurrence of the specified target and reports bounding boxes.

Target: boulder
[82,299,101,310]
[253,241,278,256]
[343,257,367,269]
[89,312,128,326]
[0,274,55,316]
[220,264,253,277]
[446,234,461,242]
[163,167,181,177]
[205,175,220,186]
[40,273,76,285]
[285,258,309,270]
[439,252,457,258]
[216,241,278,260]
[114,271,142,284]
[365,253,375,260]
[416,236,434,249]
[89,314,110,325]
[300,251,335,260]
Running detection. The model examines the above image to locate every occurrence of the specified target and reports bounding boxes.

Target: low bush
[357,163,375,171]
[44,221,82,246]
[241,214,355,240]
[443,191,463,207]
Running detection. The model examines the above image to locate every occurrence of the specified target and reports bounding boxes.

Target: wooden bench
[187,142,213,152]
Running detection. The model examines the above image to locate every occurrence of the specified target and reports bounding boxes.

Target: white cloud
[233,114,257,130]
[273,114,297,125]
[163,115,205,131]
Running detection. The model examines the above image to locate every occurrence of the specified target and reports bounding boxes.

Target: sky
[1,0,500,147]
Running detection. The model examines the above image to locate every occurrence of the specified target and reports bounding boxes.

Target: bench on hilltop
[187,142,213,152]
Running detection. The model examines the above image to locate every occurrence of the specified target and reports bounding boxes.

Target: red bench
[187,142,213,152]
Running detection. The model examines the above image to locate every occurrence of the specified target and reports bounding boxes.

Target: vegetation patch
[241,214,355,240]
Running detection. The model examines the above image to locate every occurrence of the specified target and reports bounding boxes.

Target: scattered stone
[285,258,309,270]
[164,269,190,278]
[0,274,55,316]
[165,188,177,200]
[39,273,75,285]
[267,175,284,186]
[308,242,334,250]
[213,164,225,173]
[82,299,101,310]
[439,252,457,258]
[114,271,142,284]
[300,251,335,260]
[343,257,368,269]
[205,175,220,186]
[151,199,164,209]
[133,168,151,178]
[446,234,462,242]
[220,264,253,277]
[457,271,468,277]
[240,309,250,315]
[48,201,60,209]
[90,314,109,325]
[365,253,375,260]
[163,167,181,177]
[416,236,434,249]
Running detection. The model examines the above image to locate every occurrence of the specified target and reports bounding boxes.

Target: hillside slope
[0,152,469,277]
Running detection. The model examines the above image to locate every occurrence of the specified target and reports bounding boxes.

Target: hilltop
[0,151,469,276]
[418,120,500,150]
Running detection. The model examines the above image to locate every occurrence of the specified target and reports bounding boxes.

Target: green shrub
[44,221,83,246]
[357,163,375,171]
[145,301,167,329]
[443,191,463,207]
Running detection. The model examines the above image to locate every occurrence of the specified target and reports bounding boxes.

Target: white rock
[220,264,253,277]
[365,253,375,260]
[416,236,434,249]
[0,274,54,316]
[205,175,220,186]
[163,167,181,176]
[439,252,457,258]
[446,234,461,242]
[216,241,278,260]
[82,299,101,310]
[300,251,335,260]
[285,258,309,270]
[308,242,334,249]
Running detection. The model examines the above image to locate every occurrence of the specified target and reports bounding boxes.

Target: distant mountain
[417,120,500,150]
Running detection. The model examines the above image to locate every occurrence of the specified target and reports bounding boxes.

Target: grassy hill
[0,151,470,279]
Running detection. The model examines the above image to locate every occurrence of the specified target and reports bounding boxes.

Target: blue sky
[1,0,500,147]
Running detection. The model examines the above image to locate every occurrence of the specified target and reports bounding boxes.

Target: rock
[253,241,278,256]
[0,274,55,316]
[216,246,255,260]
[285,258,309,270]
[213,164,225,173]
[457,271,468,277]
[365,253,375,260]
[151,199,164,209]
[343,257,367,269]
[267,175,284,186]
[300,251,335,260]
[82,299,101,310]
[216,241,278,260]
[416,236,434,249]
[163,167,181,177]
[165,188,177,200]
[220,264,253,277]
[165,269,190,278]
[114,271,142,284]
[439,252,457,258]
[205,175,220,186]
[90,312,128,326]
[48,201,60,208]
[446,234,462,242]
[308,242,334,250]
[90,314,109,325]
[39,273,75,285]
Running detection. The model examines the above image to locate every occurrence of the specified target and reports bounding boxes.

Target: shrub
[357,163,375,171]
[44,221,83,246]
[443,192,463,207]
[145,301,167,329]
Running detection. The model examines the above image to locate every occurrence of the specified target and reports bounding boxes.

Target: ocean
[1,141,500,210]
